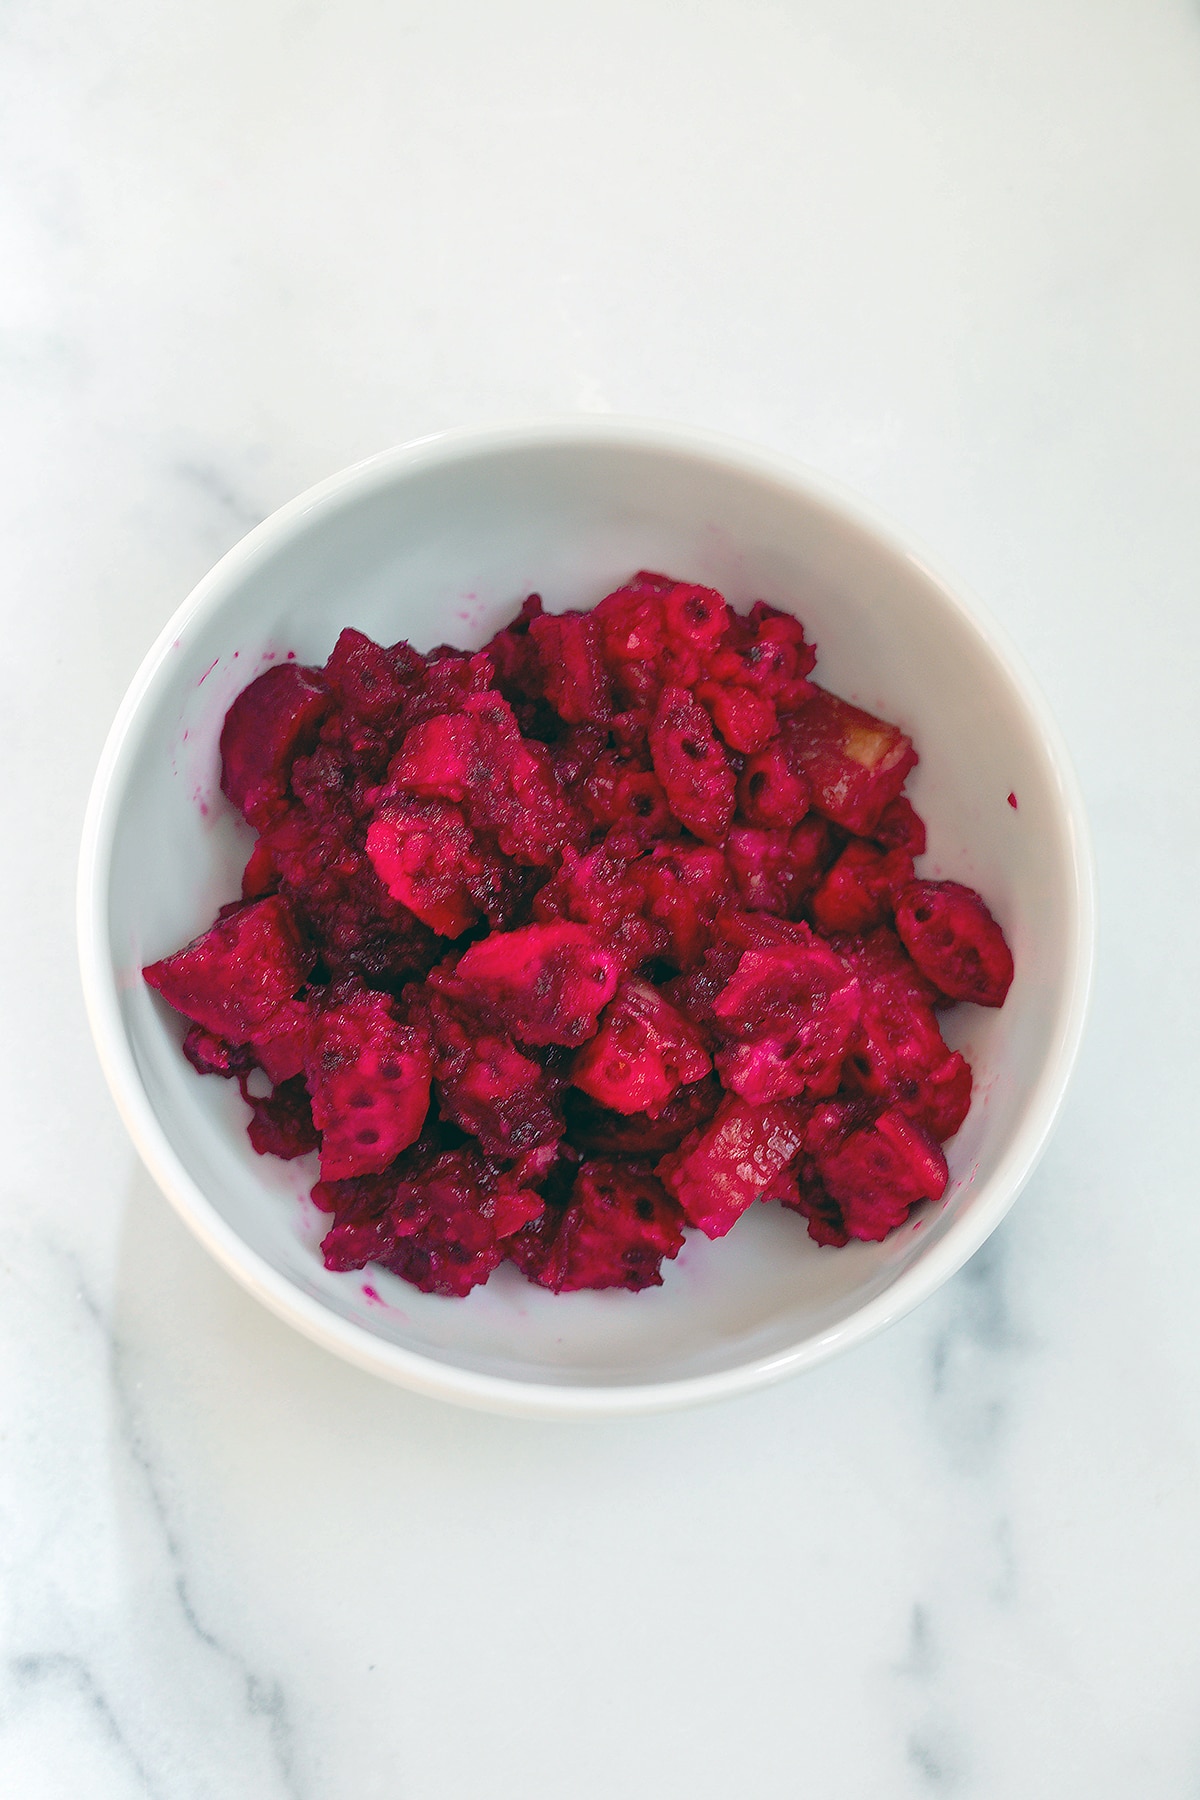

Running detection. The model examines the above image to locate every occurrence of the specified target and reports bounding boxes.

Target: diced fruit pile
[145,573,1014,1298]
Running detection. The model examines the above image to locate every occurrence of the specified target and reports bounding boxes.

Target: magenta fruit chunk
[713,936,861,1104]
[440,920,620,1047]
[366,796,484,937]
[630,842,732,970]
[564,1073,723,1157]
[306,986,431,1181]
[144,895,313,1045]
[895,880,1014,1007]
[582,750,678,845]
[419,990,563,1157]
[811,1104,948,1241]
[324,627,419,722]
[509,1158,686,1292]
[533,837,665,973]
[243,1075,320,1161]
[390,693,583,869]
[648,684,736,845]
[571,978,711,1118]
[182,1024,256,1079]
[724,825,810,916]
[871,794,927,856]
[528,608,612,725]
[809,840,915,935]
[657,1094,807,1238]
[735,742,812,829]
[835,928,972,1142]
[784,688,917,835]
[219,662,333,828]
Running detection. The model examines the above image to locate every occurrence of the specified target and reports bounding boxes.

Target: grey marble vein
[77,1262,305,1800]
[1,1243,306,1800]
[927,1233,1022,1477]
[8,1653,162,1799]
[906,1724,963,1792]
[170,460,266,536]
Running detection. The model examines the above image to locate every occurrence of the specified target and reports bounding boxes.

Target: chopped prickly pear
[242,1074,320,1160]
[833,929,971,1141]
[564,1073,723,1157]
[581,751,678,845]
[657,1094,807,1237]
[418,989,563,1156]
[714,910,810,952]
[399,648,495,732]
[182,1025,256,1078]
[319,1145,513,1296]
[735,741,812,828]
[713,935,861,1103]
[811,1104,948,1241]
[390,692,582,867]
[725,825,809,915]
[509,1158,686,1292]
[251,997,315,1083]
[324,627,417,721]
[439,920,620,1046]
[381,1154,507,1296]
[485,1146,553,1240]
[484,593,545,705]
[533,836,664,971]
[784,689,917,835]
[703,601,817,718]
[648,684,736,844]
[144,895,313,1044]
[571,979,711,1117]
[155,570,1012,1290]
[894,880,1014,1007]
[366,796,484,937]
[780,1173,850,1247]
[219,662,333,828]
[870,794,927,856]
[591,572,730,707]
[306,985,431,1181]
[312,1166,401,1272]
[528,608,612,724]
[631,842,732,969]
[784,813,838,900]
[694,677,777,754]
[809,841,915,935]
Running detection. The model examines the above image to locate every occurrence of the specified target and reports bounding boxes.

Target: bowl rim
[77,415,1096,1418]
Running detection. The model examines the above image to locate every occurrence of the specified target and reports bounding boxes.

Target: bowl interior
[94,430,1085,1399]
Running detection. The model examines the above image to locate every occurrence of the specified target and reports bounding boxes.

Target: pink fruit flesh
[439,920,620,1047]
[144,895,313,1045]
[146,574,1013,1295]
[366,797,483,937]
[712,938,862,1103]
[812,1105,948,1242]
[417,989,563,1157]
[571,979,711,1118]
[306,986,431,1181]
[508,1159,685,1292]
[784,688,917,835]
[219,662,332,828]
[895,880,1014,1007]
[648,684,736,845]
[657,1094,808,1238]
[809,841,915,936]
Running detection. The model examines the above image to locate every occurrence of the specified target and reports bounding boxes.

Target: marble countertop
[4,2,1200,1795]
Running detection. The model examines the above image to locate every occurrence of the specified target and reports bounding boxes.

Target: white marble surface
[3,1,1200,1793]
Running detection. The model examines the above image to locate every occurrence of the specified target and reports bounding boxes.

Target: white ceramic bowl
[78,419,1094,1417]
